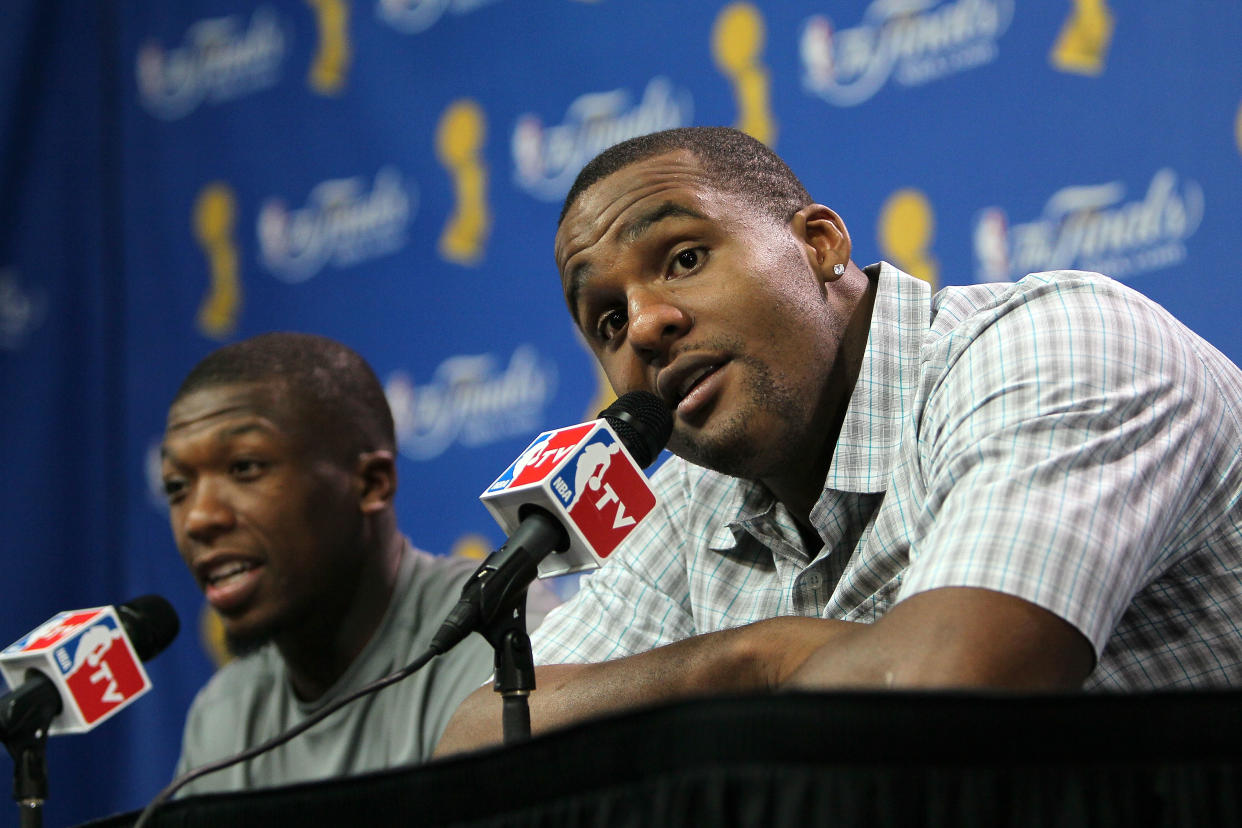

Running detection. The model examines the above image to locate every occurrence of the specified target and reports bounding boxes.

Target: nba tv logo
[1,607,151,733]
[551,429,655,559]
[481,421,657,563]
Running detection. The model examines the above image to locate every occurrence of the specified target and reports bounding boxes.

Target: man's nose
[627,287,691,364]
[182,479,236,542]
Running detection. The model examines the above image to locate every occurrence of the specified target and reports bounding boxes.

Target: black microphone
[0,595,180,740]
[116,595,181,663]
[431,391,673,654]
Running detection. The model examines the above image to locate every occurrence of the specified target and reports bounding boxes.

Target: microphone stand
[7,727,47,828]
[1,672,62,828]
[430,394,672,749]
[431,508,567,746]
[476,597,535,744]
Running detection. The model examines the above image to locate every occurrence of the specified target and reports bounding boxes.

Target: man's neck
[767,268,878,527]
[279,530,406,701]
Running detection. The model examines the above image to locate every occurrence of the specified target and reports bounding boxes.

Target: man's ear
[794,204,852,282]
[356,450,397,514]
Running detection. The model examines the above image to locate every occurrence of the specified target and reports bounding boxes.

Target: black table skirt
[82,689,1242,827]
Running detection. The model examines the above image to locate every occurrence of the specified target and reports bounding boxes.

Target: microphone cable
[132,644,439,828]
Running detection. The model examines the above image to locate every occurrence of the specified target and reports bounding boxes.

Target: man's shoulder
[388,546,491,644]
[405,545,479,585]
[932,269,1117,318]
[871,263,1123,366]
[929,270,1177,352]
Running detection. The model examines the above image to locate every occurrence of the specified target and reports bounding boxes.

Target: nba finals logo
[258,166,414,282]
[878,189,938,290]
[193,183,242,339]
[306,0,351,95]
[437,99,491,265]
[512,78,693,201]
[712,3,776,146]
[377,0,504,34]
[972,168,1204,282]
[1050,0,1114,76]
[385,344,558,461]
[136,7,286,120]
[800,0,1014,107]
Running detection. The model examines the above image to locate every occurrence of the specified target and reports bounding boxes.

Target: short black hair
[172,332,395,459]
[559,126,812,227]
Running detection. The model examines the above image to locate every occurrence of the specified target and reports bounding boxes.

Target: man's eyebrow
[565,202,707,317]
[219,422,275,439]
[618,202,706,244]
[565,260,594,322]
[161,419,275,448]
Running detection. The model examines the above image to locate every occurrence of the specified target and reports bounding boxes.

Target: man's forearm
[434,616,853,756]
[434,586,1097,756]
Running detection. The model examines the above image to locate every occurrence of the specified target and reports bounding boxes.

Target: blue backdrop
[2,1,1240,824]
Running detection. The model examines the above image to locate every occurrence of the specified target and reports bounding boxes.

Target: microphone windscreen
[116,595,180,662]
[599,391,672,469]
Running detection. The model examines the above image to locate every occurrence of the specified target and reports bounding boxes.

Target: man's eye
[671,247,705,275]
[230,459,266,479]
[163,479,185,503]
[596,308,627,342]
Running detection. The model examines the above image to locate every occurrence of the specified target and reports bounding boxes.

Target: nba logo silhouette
[973,206,1011,282]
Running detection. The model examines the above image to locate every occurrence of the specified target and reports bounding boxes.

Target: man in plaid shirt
[437,127,1242,755]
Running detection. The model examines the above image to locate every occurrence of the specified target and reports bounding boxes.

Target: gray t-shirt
[174,542,497,795]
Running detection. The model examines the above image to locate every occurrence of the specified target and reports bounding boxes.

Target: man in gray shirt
[160,332,500,794]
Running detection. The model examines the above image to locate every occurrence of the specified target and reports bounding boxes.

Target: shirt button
[804,572,822,589]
